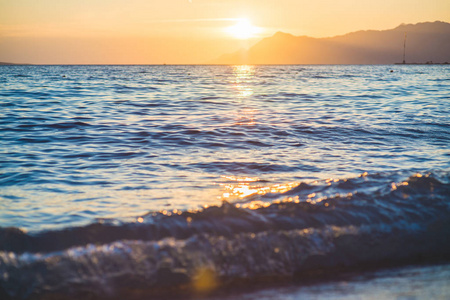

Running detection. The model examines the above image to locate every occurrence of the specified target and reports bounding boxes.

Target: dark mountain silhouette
[211,21,450,64]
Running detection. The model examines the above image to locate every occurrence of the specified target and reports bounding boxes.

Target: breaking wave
[1,170,449,299]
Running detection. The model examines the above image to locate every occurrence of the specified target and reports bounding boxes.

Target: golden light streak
[219,176,299,201]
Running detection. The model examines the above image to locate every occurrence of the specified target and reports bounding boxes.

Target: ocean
[0,65,449,299]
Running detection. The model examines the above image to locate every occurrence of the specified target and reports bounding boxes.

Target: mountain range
[211,21,450,64]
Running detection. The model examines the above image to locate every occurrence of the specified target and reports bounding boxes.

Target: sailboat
[394,33,407,65]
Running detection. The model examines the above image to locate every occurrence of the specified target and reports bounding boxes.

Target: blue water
[1,65,448,231]
[0,65,449,299]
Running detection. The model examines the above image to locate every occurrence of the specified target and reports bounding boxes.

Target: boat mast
[403,33,407,64]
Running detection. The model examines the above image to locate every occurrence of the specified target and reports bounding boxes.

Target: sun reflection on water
[232,65,257,125]
[235,108,256,125]
[232,65,255,98]
[219,175,300,201]
[233,65,255,81]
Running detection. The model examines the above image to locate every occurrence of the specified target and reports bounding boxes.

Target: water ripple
[0,65,449,231]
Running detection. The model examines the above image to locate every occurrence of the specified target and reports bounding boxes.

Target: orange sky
[0,0,449,64]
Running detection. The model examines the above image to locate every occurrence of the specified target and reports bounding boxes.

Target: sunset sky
[1,0,449,64]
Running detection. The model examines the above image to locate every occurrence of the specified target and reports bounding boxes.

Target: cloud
[147,18,244,24]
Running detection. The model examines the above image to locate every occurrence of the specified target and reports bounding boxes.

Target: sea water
[0,65,449,299]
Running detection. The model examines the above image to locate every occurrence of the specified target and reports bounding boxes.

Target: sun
[226,19,261,40]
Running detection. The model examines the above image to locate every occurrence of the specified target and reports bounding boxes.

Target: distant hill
[211,21,450,64]
[0,62,31,65]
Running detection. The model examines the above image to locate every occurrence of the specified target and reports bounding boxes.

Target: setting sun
[226,19,261,40]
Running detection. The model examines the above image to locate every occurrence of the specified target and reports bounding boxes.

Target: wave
[1,171,449,299]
